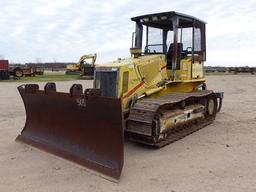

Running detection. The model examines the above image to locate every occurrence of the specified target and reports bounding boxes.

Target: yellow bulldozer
[65,53,96,79]
[16,11,223,180]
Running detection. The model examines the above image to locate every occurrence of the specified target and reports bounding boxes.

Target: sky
[0,0,256,66]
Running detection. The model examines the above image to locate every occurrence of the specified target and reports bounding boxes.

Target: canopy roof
[131,11,206,29]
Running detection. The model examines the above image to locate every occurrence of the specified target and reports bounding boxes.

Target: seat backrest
[167,43,183,69]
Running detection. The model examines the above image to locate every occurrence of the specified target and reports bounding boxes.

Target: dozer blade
[16,83,124,180]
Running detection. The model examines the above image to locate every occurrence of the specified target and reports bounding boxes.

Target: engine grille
[95,71,118,97]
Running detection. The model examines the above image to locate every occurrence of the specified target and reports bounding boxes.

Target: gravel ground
[0,75,256,192]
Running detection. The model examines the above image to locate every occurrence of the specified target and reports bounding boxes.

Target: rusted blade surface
[16,84,124,179]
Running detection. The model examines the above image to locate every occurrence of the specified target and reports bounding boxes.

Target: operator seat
[167,43,184,69]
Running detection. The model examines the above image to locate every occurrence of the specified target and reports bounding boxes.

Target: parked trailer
[0,60,10,80]
[9,65,33,78]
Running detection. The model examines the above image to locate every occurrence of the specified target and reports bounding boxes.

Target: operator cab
[131,11,206,75]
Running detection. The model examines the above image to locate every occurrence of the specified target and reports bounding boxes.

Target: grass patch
[1,71,80,82]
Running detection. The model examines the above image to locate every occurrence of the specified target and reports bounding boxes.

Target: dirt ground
[0,75,256,192]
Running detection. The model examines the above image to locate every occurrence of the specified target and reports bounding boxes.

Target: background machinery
[66,53,96,79]
[0,60,42,79]
[9,64,36,78]
[17,12,223,180]
[0,60,10,80]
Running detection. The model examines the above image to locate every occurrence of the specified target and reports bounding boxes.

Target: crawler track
[126,90,217,147]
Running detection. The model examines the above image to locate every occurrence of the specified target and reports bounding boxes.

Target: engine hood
[96,54,166,69]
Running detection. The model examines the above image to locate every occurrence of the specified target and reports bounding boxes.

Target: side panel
[176,58,192,80]
[175,59,204,80]
[192,62,204,79]
[120,55,167,108]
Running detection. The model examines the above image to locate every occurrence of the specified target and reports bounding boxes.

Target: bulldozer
[65,53,96,79]
[16,12,224,180]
